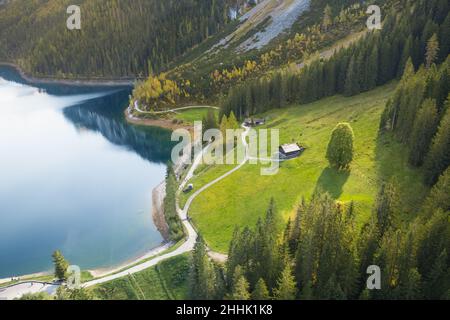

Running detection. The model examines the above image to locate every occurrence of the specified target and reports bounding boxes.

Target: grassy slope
[186,83,429,252]
[90,254,190,300]
[174,108,218,124]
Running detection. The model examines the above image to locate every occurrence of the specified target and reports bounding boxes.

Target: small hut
[244,118,265,127]
[279,143,305,159]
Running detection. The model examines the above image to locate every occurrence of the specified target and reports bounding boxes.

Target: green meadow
[185,83,429,252]
[174,108,218,124]
[90,254,190,300]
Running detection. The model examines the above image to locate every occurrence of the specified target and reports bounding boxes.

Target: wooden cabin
[244,118,265,126]
[279,143,305,159]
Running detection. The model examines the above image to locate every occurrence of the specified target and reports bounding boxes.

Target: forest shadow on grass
[313,167,350,199]
[373,132,428,219]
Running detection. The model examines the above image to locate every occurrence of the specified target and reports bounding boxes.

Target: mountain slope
[0,0,233,78]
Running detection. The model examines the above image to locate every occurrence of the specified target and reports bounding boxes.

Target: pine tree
[251,278,270,300]
[426,33,440,68]
[52,250,69,281]
[326,123,354,170]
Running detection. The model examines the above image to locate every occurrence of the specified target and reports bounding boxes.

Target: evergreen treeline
[380,57,450,186]
[189,169,450,300]
[164,165,184,242]
[221,0,450,118]
[0,0,232,77]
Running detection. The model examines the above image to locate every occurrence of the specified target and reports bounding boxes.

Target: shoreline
[152,181,171,241]
[124,106,194,132]
[0,241,175,285]
[0,62,137,87]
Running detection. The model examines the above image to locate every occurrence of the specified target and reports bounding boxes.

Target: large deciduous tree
[326,123,354,170]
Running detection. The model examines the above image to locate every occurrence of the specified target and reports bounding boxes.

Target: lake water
[0,66,173,278]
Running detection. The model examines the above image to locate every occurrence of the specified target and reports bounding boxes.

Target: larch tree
[322,5,333,31]
[426,33,440,68]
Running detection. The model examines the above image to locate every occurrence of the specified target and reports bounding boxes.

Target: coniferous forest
[0,0,232,77]
[221,0,450,118]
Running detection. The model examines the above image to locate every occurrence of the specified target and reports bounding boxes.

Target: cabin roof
[245,118,265,122]
[280,143,301,154]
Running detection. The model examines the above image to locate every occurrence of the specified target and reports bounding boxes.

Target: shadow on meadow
[313,167,350,199]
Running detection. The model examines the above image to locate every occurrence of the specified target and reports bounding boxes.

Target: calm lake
[0,66,173,278]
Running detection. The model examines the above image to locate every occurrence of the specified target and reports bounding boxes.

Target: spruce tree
[189,236,218,300]
[273,263,297,300]
[416,209,450,298]
[204,109,218,131]
[374,180,398,236]
[409,99,438,166]
[367,45,379,90]
[424,107,450,185]
[398,36,413,78]
[344,56,359,96]
[52,250,69,281]
[229,266,250,300]
[424,249,449,299]
[379,41,393,84]
[438,13,450,62]
[251,278,270,300]
[219,114,228,142]
[227,111,240,129]
[422,167,450,217]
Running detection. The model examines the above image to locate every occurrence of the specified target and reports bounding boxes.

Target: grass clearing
[187,83,429,252]
[90,254,190,300]
[174,108,218,124]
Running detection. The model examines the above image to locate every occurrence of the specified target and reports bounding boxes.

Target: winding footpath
[133,100,219,114]
[0,116,249,300]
